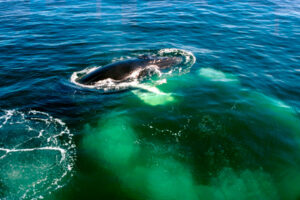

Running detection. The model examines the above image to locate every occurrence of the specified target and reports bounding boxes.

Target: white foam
[158,48,196,67]
[70,66,99,89]
[0,109,14,128]
[0,147,66,162]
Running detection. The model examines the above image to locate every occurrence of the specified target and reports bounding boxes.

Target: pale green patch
[158,74,199,92]
[122,158,198,200]
[211,168,279,200]
[133,90,175,106]
[82,106,300,200]
[82,112,199,200]
[132,83,175,106]
[143,158,198,200]
[248,91,292,111]
[199,68,239,83]
[246,91,300,137]
[82,113,139,169]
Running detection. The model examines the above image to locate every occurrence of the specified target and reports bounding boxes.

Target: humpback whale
[78,55,182,85]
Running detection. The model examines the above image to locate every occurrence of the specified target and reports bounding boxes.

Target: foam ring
[0,110,76,199]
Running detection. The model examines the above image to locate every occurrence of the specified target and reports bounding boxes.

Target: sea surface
[0,0,300,199]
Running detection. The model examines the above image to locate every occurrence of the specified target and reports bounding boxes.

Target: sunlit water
[0,0,299,199]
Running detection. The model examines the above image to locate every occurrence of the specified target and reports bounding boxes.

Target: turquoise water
[0,0,300,199]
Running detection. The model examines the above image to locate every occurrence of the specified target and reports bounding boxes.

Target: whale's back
[78,59,144,85]
[77,55,181,85]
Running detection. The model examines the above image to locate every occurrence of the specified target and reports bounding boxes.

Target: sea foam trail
[0,110,76,199]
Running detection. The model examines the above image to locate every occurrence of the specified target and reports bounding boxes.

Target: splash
[158,48,196,69]
[0,110,75,199]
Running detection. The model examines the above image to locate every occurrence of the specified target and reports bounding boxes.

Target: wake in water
[0,110,75,199]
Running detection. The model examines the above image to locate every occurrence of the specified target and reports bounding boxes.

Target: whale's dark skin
[78,55,182,85]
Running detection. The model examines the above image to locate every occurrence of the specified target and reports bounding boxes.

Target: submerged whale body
[78,55,182,85]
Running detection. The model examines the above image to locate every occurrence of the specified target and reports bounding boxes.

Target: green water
[1,0,300,198]
[47,68,300,200]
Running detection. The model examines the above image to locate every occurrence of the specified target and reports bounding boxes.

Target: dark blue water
[0,0,300,199]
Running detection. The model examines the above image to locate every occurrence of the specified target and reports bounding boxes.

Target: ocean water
[0,0,300,199]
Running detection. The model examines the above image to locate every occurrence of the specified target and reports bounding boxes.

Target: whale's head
[138,55,182,69]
